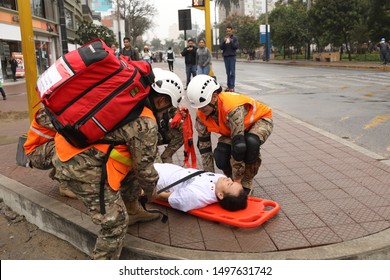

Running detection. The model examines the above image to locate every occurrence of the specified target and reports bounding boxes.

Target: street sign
[178,9,192,31]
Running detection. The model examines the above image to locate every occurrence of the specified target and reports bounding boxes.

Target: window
[31,0,45,18]
[0,0,17,10]
[65,8,74,29]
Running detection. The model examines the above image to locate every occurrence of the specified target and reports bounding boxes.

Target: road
[175,58,390,159]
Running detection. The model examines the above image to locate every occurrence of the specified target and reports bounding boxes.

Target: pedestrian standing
[9,55,18,82]
[120,37,139,61]
[0,76,6,100]
[220,25,239,92]
[181,38,197,89]
[196,39,211,75]
[110,43,120,57]
[1,55,7,78]
[166,47,175,72]
[377,38,389,65]
[141,45,152,63]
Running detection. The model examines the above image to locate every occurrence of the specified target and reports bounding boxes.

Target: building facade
[0,0,93,79]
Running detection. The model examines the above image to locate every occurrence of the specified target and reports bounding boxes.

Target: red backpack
[36,38,154,148]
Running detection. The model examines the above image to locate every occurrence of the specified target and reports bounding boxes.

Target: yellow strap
[109,149,132,166]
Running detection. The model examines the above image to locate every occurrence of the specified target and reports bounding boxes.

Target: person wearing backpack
[166,47,175,72]
[196,39,211,75]
[23,108,76,198]
[50,67,184,260]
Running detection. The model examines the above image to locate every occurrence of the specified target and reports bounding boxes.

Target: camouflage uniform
[26,108,55,170]
[195,105,273,192]
[52,115,159,260]
[156,107,184,163]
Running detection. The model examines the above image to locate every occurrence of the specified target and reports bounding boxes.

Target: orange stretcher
[153,196,280,228]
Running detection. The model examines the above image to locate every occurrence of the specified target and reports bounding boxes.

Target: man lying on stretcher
[153,163,247,212]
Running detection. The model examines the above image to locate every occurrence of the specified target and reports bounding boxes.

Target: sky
[148,0,216,40]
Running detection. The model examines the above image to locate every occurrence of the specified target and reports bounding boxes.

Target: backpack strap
[96,140,126,215]
[157,170,207,194]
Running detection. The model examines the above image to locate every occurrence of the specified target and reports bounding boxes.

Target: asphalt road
[176,58,390,159]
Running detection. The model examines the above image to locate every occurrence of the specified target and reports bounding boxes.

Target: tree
[117,0,156,42]
[75,21,116,46]
[367,0,390,41]
[150,38,163,51]
[269,3,309,58]
[309,0,361,61]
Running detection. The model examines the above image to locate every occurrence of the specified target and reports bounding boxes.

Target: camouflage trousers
[219,117,273,189]
[26,141,55,170]
[159,126,184,164]
[52,150,129,260]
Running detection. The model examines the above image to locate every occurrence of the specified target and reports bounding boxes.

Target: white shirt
[154,163,225,212]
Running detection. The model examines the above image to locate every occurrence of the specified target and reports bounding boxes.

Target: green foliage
[367,0,390,40]
[269,4,309,50]
[75,21,116,46]
[150,38,162,50]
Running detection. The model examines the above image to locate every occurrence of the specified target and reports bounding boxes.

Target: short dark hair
[226,24,232,30]
[123,37,131,42]
[187,38,194,43]
[217,189,247,211]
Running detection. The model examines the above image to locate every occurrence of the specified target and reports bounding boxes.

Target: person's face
[188,41,194,47]
[198,93,217,116]
[226,28,232,36]
[111,44,117,51]
[198,103,214,116]
[198,40,205,47]
[124,39,131,48]
[215,177,243,200]
[153,95,173,117]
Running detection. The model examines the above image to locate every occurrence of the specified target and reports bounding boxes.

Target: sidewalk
[1,62,390,260]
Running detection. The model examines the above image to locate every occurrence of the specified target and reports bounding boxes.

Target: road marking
[364,115,390,129]
[363,92,376,98]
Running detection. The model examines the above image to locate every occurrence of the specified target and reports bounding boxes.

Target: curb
[2,173,390,260]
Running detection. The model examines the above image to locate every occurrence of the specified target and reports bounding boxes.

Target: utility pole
[17,0,39,121]
[117,0,122,50]
[265,0,269,62]
[306,0,311,60]
[58,0,68,55]
[192,0,215,77]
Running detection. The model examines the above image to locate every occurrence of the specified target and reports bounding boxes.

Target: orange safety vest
[197,92,272,136]
[55,107,156,191]
[24,110,56,155]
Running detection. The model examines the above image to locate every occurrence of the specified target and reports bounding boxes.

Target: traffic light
[192,0,205,7]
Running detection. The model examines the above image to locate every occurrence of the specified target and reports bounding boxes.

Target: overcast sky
[149,0,216,39]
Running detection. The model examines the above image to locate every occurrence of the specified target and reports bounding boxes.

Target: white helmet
[152,68,184,107]
[186,75,220,108]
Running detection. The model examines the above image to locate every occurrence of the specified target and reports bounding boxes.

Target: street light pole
[193,0,215,77]
[265,0,269,62]
[17,0,39,121]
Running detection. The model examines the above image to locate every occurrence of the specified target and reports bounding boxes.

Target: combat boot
[126,200,160,226]
[59,183,77,198]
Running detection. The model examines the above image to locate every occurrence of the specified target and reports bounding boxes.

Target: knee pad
[244,133,261,164]
[213,142,231,170]
[232,134,246,162]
